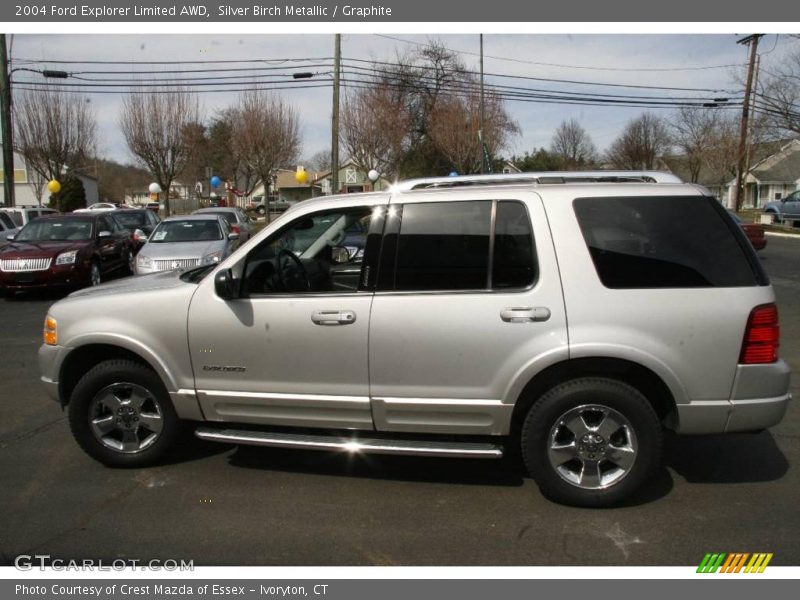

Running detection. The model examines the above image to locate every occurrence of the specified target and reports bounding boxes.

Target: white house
[0,145,99,207]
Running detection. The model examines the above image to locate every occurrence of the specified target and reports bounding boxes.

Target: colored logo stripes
[697,553,773,573]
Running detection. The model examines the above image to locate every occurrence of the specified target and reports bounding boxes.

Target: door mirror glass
[98,230,112,238]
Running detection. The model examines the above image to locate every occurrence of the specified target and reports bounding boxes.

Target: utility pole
[331,33,341,196]
[733,34,762,212]
[479,34,485,174]
[0,34,15,207]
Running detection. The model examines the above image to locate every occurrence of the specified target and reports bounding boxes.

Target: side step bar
[195,427,504,459]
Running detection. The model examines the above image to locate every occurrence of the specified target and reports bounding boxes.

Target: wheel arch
[509,357,679,435]
[58,341,175,407]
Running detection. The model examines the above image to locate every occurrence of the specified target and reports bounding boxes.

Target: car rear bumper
[676,360,791,433]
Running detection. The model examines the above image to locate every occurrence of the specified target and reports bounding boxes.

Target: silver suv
[38,171,791,506]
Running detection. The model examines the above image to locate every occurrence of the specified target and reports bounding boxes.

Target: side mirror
[98,230,111,238]
[214,268,236,300]
[6,234,14,241]
[228,232,240,241]
[134,229,147,243]
[331,246,350,264]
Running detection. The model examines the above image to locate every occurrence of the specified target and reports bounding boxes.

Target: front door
[187,198,387,430]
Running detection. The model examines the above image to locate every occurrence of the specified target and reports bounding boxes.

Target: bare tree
[756,46,800,137]
[427,90,518,175]
[669,107,723,183]
[550,119,598,169]
[306,149,332,173]
[606,113,672,170]
[704,112,741,195]
[119,86,200,215]
[13,87,96,206]
[230,90,300,222]
[341,83,410,179]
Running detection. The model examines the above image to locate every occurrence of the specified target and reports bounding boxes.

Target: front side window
[241,206,377,296]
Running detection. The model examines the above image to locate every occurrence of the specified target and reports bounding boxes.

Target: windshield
[16,218,93,242]
[113,212,147,228]
[150,220,222,243]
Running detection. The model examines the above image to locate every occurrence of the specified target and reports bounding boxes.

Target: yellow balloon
[47,179,62,194]
[295,169,308,184]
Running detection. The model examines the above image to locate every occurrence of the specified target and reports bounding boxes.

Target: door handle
[500,307,551,323]
[311,310,357,326]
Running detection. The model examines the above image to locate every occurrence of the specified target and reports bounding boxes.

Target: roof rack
[393,170,683,191]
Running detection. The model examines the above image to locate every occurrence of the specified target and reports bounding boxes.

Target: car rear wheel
[68,359,180,467]
[521,377,662,507]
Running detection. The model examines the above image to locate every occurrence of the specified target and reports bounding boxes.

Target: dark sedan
[0,213,135,294]
[109,208,161,251]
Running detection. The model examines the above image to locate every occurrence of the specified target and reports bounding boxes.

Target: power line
[373,34,748,73]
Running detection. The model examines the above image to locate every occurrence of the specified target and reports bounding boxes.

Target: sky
[8,33,800,171]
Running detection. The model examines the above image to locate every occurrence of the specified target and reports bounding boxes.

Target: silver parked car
[192,207,255,242]
[763,189,800,225]
[39,171,790,507]
[135,214,238,275]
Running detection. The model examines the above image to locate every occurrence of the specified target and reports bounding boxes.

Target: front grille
[153,258,200,271]
[0,257,52,272]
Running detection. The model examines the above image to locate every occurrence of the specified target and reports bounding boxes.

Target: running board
[194,427,504,459]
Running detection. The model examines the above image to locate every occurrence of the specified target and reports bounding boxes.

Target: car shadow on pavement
[226,445,525,487]
[663,430,789,483]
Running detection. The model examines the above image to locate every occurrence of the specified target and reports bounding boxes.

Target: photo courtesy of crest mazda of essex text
[0,32,798,566]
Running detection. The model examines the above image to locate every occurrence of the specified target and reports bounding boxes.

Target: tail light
[231,225,241,234]
[739,303,780,364]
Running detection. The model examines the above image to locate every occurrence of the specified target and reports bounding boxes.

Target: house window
[775,192,782,200]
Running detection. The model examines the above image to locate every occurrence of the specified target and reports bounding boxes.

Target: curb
[765,231,800,239]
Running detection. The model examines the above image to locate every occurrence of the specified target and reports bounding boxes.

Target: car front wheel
[521,377,662,507]
[68,359,179,467]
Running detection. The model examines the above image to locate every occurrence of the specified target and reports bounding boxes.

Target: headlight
[202,251,222,265]
[43,316,57,345]
[136,255,152,268]
[55,250,78,265]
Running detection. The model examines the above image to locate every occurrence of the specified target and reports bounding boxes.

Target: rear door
[367,192,568,435]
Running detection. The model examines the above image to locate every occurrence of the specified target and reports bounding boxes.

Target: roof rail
[392,170,683,191]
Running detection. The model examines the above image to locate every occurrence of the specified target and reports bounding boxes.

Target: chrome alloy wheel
[89,383,164,453]
[547,404,637,490]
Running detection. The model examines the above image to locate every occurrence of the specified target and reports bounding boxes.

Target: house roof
[749,139,800,183]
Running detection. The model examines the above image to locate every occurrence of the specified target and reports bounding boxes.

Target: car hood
[138,240,224,259]
[0,240,88,258]
[66,268,193,300]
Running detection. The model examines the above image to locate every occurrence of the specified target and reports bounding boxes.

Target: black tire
[122,247,135,275]
[521,377,662,507]
[89,259,102,287]
[68,359,180,467]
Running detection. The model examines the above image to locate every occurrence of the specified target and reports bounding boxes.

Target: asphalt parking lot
[1,236,798,566]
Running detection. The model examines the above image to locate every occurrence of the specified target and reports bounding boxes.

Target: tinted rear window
[574,196,761,288]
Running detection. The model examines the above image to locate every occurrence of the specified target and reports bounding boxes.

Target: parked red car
[729,210,767,251]
[0,213,135,294]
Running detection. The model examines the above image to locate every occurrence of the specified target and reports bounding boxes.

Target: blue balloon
[448,171,459,177]
[210,176,222,187]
